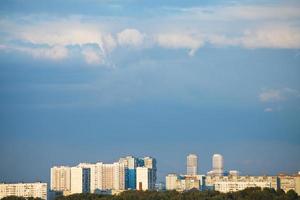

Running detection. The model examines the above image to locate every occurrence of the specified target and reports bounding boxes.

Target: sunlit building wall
[0,182,47,200]
[50,166,71,193]
[187,154,198,176]
[212,154,224,176]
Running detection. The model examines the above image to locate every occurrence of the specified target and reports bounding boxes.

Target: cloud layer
[0,2,300,64]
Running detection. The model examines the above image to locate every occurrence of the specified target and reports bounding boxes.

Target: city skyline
[2,152,296,184]
[1,0,300,186]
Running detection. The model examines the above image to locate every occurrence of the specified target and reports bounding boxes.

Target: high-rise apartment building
[0,182,47,200]
[78,162,127,192]
[119,156,138,189]
[187,154,198,176]
[143,156,157,187]
[50,166,71,193]
[113,162,127,190]
[119,156,156,190]
[70,167,90,194]
[136,167,154,191]
[212,154,224,176]
[51,156,156,194]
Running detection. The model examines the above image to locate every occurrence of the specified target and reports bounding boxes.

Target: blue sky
[0,0,300,183]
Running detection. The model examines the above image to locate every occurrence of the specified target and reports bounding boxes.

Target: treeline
[1,197,42,200]
[57,188,299,200]
[1,188,299,200]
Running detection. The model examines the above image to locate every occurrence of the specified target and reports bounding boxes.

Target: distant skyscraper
[212,154,224,176]
[187,154,198,176]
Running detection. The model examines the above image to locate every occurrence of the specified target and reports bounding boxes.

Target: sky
[0,0,300,183]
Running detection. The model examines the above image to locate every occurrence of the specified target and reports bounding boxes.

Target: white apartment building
[295,173,300,195]
[0,182,47,200]
[77,162,126,192]
[278,174,296,193]
[136,167,154,191]
[51,156,156,194]
[187,154,198,176]
[212,154,224,176]
[51,162,127,195]
[50,166,71,193]
[143,157,157,187]
[119,156,137,169]
[209,175,278,193]
[166,174,202,191]
[166,174,179,190]
[70,167,90,194]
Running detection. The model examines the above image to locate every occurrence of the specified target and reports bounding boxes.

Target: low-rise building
[165,174,202,191]
[295,172,300,195]
[0,182,47,200]
[278,173,296,193]
[207,175,279,193]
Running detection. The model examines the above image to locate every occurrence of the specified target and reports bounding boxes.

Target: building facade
[79,162,127,192]
[166,174,179,190]
[70,167,90,194]
[136,167,155,191]
[206,175,279,193]
[212,154,224,176]
[143,157,157,187]
[165,174,202,191]
[295,173,300,195]
[119,156,138,189]
[278,174,296,193]
[51,156,156,194]
[187,154,198,176]
[50,166,71,194]
[0,182,47,200]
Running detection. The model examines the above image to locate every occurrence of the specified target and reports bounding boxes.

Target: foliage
[52,187,300,200]
[1,196,43,200]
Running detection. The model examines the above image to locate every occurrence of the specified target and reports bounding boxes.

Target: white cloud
[241,27,300,49]
[206,26,300,49]
[1,2,300,64]
[102,34,117,53]
[264,107,273,112]
[117,28,145,47]
[17,20,103,46]
[5,19,118,64]
[259,88,300,103]
[156,33,204,56]
[207,34,240,47]
[159,3,300,50]
[17,45,68,60]
[81,46,104,65]
[259,89,285,102]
